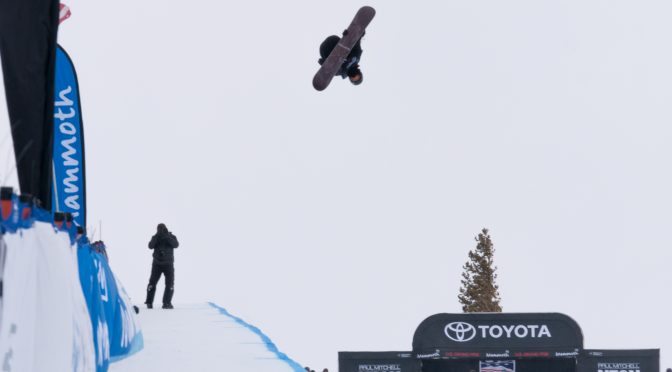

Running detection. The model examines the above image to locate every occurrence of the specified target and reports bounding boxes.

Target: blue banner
[52,44,86,227]
[78,243,111,371]
[78,241,143,370]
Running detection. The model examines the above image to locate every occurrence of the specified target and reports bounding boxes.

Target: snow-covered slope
[109,303,304,372]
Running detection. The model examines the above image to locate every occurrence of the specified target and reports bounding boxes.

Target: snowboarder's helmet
[349,69,363,85]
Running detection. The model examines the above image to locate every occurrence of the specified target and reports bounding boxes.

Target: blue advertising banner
[78,241,143,371]
[78,243,111,372]
[52,44,86,227]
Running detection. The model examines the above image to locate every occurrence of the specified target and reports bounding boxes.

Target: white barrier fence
[0,222,96,371]
[0,201,142,372]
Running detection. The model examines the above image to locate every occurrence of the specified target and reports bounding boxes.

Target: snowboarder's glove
[342,29,349,36]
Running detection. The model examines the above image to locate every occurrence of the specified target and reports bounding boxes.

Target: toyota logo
[444,322,476,342]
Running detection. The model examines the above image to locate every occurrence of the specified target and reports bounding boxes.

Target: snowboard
[312,6,376,91]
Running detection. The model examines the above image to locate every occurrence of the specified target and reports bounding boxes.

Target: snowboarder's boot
[145,283,156,308]
[162,285,174,307]
[162,303,174,309]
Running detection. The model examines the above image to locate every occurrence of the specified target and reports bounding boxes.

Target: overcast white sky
[1,0,671,370]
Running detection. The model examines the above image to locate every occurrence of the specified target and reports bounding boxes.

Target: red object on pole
[1,187,12,221]
[59,3,71,24]
[1,200,11,221]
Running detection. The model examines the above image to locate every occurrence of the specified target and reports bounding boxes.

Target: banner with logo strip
[480,360,515,372]
[413,312,584,358]
[77,241,143,367]
[0,235,6,326]
[338,352,421,372]
[78,243,111,371]
[578,349,659,372]
[105,253,143,360]
[52,44,87,227]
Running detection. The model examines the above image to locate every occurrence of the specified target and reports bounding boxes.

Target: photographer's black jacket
[148,224,179,264]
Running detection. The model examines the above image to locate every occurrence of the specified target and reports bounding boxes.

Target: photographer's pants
[145,263,174,305]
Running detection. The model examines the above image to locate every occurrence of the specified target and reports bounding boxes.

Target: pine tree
[458,228,502,312]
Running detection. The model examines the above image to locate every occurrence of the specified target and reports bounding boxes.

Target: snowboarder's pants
[145,263,174,305]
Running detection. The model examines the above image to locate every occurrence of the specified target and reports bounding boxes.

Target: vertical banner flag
[480,360,516,372]
[52,45,87,227]
[0,0,60,209]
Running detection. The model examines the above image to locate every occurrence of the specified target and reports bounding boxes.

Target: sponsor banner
[0,0,59,209]
[109,261,143,359]
[597,362,641,372]
[413,313,583,355]
[414,349,578,359]
[52,45,87,227]
[480,360,515,372]
[0,235,6,326]
[78,243,111,371]
[578,350,659,372]
[77,241,143,365]
[339,352,420,372]
[358,364,401,371]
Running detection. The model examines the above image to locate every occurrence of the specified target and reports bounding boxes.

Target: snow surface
[109,303,304,372]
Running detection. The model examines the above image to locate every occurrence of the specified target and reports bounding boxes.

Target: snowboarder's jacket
[148,223,179,264]
[319,34,363,79]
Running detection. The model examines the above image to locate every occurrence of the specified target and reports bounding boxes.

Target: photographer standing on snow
[144,223,179,309]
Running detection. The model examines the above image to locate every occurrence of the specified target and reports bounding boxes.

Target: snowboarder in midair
[312,6,374,91]
[318,30,364,86]
[144,223,179,309]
